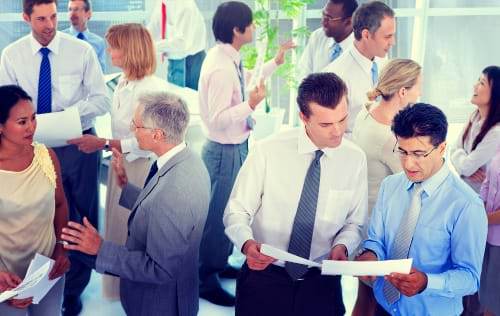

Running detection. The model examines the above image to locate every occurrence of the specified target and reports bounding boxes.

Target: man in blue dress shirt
[357,103,487,316]
[62,0,106,72]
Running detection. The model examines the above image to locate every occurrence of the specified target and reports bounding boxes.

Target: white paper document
[0,254,61,304]
[260,244,322,268]
[321,258,413,276]
[34,106,82,147]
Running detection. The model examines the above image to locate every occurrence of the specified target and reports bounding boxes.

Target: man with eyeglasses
[324,1,395,137]
[356,103,487,316]
[298,0,357,81]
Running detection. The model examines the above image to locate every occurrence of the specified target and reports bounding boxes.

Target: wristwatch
[104,139,110,151]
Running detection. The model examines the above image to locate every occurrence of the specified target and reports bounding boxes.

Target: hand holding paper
[34,106,82,148]
[243,241,276,271]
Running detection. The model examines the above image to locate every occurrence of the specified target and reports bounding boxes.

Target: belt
[267,263,322,281]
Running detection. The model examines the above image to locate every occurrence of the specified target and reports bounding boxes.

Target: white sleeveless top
[0,143,57,278]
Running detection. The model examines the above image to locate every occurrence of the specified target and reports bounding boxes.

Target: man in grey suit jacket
[61,91,210,316]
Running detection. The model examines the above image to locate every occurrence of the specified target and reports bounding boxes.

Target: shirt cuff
[362,240,386,261]
[422,273,445,295]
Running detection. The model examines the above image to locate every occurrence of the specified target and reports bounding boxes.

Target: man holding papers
[357,103,487,315]
[0,1,110,314]
[224,73,368,316]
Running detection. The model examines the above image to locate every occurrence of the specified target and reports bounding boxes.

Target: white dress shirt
[0,31,110,131]
[147,0,206,59]
[198,43,277,144]
[223,127,368,265]
[298,28,354,81]
[112,75,171,162]
[450,110,500,192]
[323,44,383,135]
[156,142,187,169]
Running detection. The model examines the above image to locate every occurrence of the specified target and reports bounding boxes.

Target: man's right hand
[248,80,266,110]
[355,249,378,282]
[0,271,21,292]
[111,148,128,188]
[242,240,276,271]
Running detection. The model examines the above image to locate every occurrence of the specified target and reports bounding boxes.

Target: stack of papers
[260,244,412,276]
[0,254,61,304]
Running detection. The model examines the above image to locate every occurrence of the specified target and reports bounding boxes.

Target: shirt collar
[349,43,374,76]
[68,26,90,37]
[405,161,450,197]
[156,142,187,170]
[330,32,354,51]
[297,126,343,158]
[30,31,60,55]
[218,42,241,65]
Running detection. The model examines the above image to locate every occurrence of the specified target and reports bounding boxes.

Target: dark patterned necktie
[143,161,158,188]
[37,47,52,114]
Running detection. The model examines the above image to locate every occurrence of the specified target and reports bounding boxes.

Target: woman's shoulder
[33,143,57,187]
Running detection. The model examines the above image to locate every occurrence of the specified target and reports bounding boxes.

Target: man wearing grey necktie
[224,72,368,315]
[356,103,487,316]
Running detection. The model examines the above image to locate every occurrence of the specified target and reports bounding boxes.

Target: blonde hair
[367,59,421,101]
[106,23,156,81]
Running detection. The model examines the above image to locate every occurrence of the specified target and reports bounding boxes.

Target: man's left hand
[274,40,296,66]
[49,245,70,280]
[329,244,348,261]
[385,267,428,297]
[61,217,103,255]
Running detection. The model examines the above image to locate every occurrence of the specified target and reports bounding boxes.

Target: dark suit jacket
[96,147,210,316]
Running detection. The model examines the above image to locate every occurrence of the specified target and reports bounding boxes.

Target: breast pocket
[58,74,81,100]
[321,190,354,224]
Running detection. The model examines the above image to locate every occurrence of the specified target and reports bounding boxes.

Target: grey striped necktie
[235,61,255,129]
[285,150,323,280]
[383,182,424,305]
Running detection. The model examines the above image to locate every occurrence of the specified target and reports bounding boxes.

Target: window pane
[422,16,500,124]
[308,0,416,9]
[430,0,500,8]
[391,17,414,59]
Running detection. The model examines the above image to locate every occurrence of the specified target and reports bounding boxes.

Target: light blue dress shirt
[363,163,487,316]
[63,26,106,72]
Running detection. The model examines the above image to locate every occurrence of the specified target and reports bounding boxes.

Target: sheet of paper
[247,37,268,91]
[321,258,413,276]
[260,244,321,268]
[34,106,82,147]
[15,254,61,304]
[0,259,50,303]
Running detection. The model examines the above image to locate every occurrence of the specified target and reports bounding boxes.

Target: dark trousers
[236,263,345,316]
[168,50,206,90]
[54,128,100,298]
[199,140,248,292]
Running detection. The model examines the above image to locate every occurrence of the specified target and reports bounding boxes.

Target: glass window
[430,0,500,8]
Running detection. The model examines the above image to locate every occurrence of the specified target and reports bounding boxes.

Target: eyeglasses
[129,119,154,131]
[321,12,345,23]
[393,142,438,160]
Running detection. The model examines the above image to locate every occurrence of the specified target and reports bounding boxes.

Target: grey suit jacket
[96,147,210,316]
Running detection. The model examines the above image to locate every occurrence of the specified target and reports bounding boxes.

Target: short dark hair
[392,103,448,147]
[352,1,394,41]
[23,0,57,16]
[0,85,33,125]
[212,1,253,44]
[69,0,92,11]
[330,0,358,18]
[297,73,347,117]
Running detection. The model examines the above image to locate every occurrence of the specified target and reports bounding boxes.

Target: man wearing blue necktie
[62,0,106,72]
[298,0,358,81]
[356,103,487,316]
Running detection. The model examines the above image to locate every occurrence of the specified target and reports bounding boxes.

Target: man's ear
[22,13,31,24]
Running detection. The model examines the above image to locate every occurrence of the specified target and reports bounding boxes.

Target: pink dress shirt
[481,149,500,246]
[198,43,277,144]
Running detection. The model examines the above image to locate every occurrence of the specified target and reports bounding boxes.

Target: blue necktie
[37,47,52,114]
[330,43,342,62]
[143,161,158,188]
[285,150,323,280]
[236,62,255,130]
[77,32,85,40]
[371,61,378,86]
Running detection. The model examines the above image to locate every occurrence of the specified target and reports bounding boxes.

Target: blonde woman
[352,59,422,316]
[68,23,169,300]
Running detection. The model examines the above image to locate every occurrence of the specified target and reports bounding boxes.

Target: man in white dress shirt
[298,0,358,81]
[224,72,368,316]
[324,1,395,136]
[148,0,207,90]
[0,1,110,315]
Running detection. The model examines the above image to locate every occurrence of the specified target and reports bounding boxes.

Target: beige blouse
[353,103,402,213]
[0,143,56,278]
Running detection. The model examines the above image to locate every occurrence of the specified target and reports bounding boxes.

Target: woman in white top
[68,23,169,300]
[450,66,500,193]
[0,85,70,315]
[352,59,422,316]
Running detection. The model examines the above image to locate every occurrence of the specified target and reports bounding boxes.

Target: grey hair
[139,92,190,145]
[352,1,394,41]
